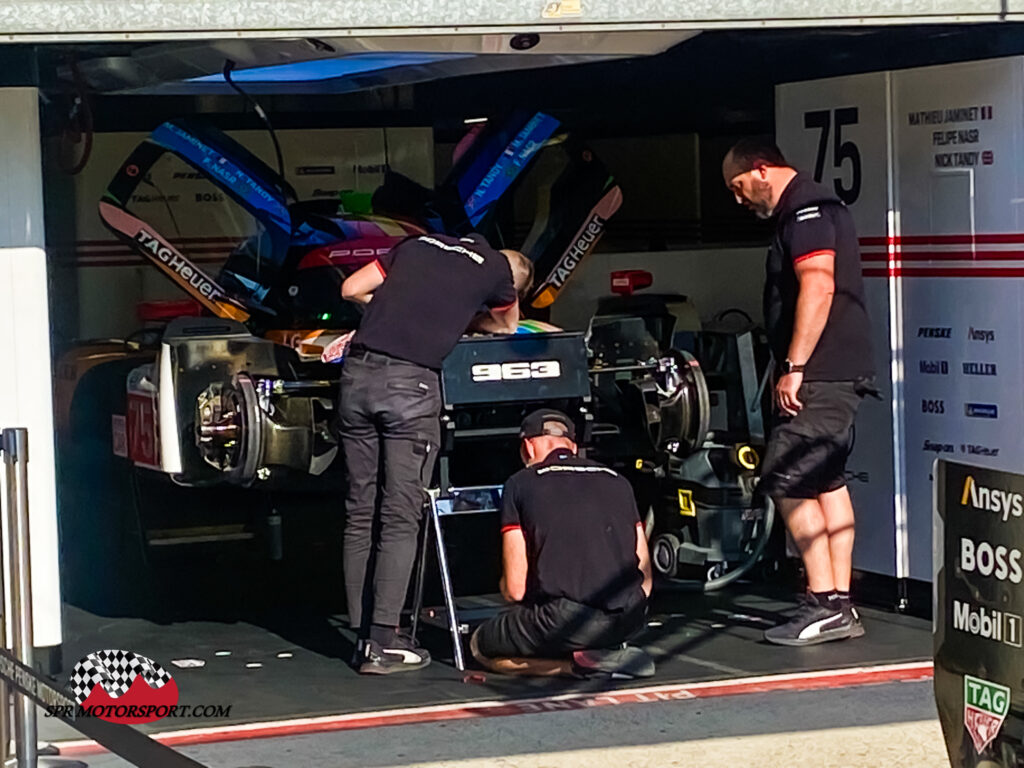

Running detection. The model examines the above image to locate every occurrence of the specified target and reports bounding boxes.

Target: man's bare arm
[500,528,528,602]
[340,261,386,305]
[636,523,653,597]
[467,302,520,335]
[787,251,836,364]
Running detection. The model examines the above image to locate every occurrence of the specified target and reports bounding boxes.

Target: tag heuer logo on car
[964,675,1010,754]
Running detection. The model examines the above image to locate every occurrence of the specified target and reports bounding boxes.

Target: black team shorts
[758,380,868,500]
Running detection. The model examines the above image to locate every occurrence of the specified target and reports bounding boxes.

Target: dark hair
[724,137,789,177]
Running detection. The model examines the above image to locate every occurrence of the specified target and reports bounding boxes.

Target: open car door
[99,111,622,327]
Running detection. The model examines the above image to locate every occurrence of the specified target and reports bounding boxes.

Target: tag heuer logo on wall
[964,674,1011,754]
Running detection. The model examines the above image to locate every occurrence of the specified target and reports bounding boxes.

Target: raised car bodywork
[84,111,622,485]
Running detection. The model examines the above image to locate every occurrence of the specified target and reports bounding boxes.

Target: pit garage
[0,4,1020,762]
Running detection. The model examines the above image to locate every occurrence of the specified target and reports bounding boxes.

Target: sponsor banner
[936,460,1024,764]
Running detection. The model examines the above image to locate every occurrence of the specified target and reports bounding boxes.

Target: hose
[654,495,776,593]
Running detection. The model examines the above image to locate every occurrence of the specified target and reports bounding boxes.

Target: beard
[748,178,774,219]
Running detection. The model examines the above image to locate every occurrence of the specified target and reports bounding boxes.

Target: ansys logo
[964,675,1010,754]
[68,650,178,724]
[961,475,1024,522]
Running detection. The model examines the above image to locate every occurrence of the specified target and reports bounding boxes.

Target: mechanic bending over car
[339,233,534,675]
[470,409,655,679]
[723,137,877,647]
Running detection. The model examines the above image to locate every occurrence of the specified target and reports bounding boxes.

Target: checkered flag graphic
[67,650,173,704]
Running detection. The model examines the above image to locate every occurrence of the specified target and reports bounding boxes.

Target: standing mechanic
[339,233,533,674]
[723,137,876,647]
[470,409,654,678]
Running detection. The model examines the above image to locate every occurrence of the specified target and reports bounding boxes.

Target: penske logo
[961,475,1023,522]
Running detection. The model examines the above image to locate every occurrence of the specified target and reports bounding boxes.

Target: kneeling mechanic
[471,409,654,678]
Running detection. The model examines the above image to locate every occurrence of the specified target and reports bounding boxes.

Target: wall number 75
[803,107,861,205]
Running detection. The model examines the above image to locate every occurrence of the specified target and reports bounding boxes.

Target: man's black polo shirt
[765,173,874,381]
[353,233,517,369]
[500,448,645,613]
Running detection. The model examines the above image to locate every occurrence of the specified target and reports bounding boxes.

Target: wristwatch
[782,359,805,375]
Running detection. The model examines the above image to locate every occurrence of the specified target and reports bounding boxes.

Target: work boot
[764,592,864,646]
[359,634,431,675]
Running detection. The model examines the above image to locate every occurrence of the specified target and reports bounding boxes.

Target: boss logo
[471,361,561,382]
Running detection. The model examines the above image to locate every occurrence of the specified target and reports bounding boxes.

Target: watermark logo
[964,674,1010,754]
[69,650,178,724]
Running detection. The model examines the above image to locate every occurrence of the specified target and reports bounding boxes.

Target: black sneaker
[359,635,431,675]
[764,594,863,646]
[844,603,866,638]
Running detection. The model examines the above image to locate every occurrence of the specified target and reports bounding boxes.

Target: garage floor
[47,583,931,742]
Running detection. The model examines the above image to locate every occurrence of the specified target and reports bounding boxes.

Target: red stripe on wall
[864,266,1024,278]
[860,233,1024,246]
[860,250,1024,262]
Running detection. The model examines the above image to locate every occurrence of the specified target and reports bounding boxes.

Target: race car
[60,110,623,488]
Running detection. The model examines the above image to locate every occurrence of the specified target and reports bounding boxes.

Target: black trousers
[474,597,647,659]
[339,350,441,630]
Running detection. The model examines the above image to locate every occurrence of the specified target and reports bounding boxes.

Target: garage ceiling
[65,32,699,95]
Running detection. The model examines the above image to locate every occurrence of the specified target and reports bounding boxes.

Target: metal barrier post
[3,429,37,768]
[0,435,8,766]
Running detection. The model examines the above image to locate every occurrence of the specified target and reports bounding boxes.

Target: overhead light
[463,117,488,124]
[187,52,471,83]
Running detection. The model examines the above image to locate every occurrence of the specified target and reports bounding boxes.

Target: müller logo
[963,362,997,376]
[68,650,178,724]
